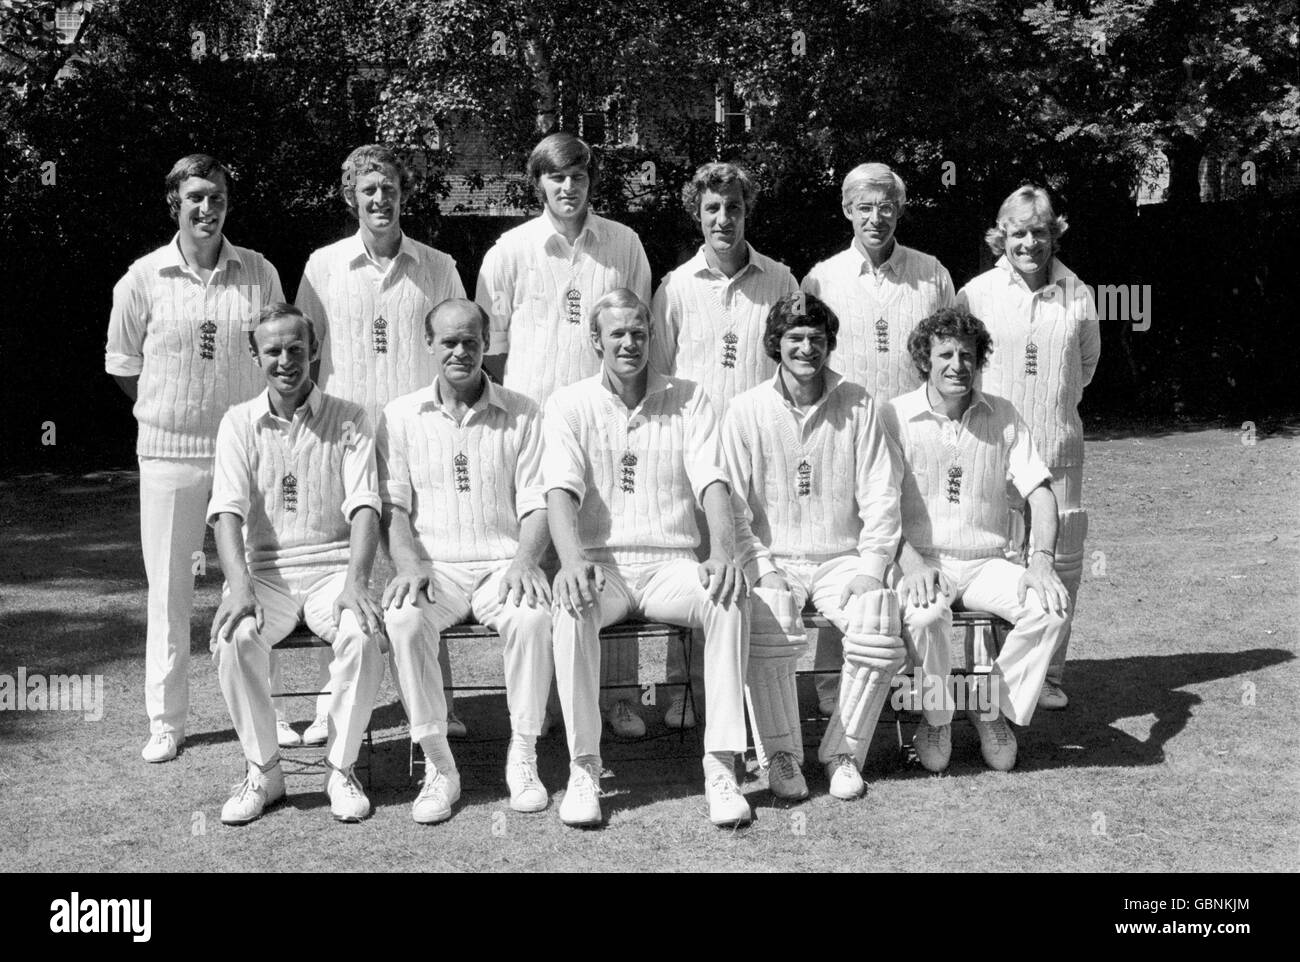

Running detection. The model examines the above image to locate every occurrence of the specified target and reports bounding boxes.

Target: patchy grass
[0,425,1297,872]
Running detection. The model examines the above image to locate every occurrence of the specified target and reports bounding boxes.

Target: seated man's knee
[383,602,427,649]
[900,595,951,633]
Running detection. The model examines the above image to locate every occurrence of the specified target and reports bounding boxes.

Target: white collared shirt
[105,234,284,459]
[649,243,799,416]
[296,230,465,424]
[723,369,901,582]
[378,377,545,563]
[542,369,731,565]
[475,211,652,403]
[801,241,955,402]
[882,385,1050,560]
[957,255,1100,469]
[208,385,380,572]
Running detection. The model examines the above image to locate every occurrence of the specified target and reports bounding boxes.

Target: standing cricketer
[294,144,469,742]
[723,293,903,801]
[650,161,799,732]
[800,163,955,714]
[543,289,751,828]
[476,132,653,739]
[957,185,1099,710]
[379,299,555,824]
[209,304,385,823]
[106,153,283,762]
[882,307,1070,772]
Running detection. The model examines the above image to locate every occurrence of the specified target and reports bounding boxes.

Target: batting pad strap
[843,588,901,638]
[1054,508,1088,560]
[751,586,807,636]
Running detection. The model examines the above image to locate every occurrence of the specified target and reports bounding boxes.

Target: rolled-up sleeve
[514,402,547,520]
[340,409,382,521]
[682,387,730,505]
[542,396,587,505]
[1008,411,1052,498]
[376,404,412,512]
[854,399,903,582]
[207,411,252,525]
[1077,283,1101,388]
[105,272,147,377]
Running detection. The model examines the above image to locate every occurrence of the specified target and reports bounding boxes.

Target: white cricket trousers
[139,456,213,735]
[215,568,384,770]
[384,560,554,742]
[553,558,749,762]
[901,555,1069,727]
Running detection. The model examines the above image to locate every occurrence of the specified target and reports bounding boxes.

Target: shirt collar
[345,229,416,268]
[766,366,845,409]
[687,243,768,280]
[163,234,244,275]
[537,209,604,247]
[898,383,992,422]
[259,384,323,423]
[996,253,1069,294]
[851,238,906,276]
[424,374,505,414]
[597,367,674,404]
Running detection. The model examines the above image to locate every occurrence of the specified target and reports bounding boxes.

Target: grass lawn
[1,423,1297,872]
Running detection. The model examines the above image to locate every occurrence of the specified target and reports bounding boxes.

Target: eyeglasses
[854,203,898,217]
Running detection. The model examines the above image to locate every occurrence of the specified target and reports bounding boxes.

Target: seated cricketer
[379,299,555,825]
[723,293,903,802]
[543,288,751,829]
[881,307,1070,772]
[208,304,386,825]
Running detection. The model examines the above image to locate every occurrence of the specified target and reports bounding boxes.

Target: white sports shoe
[705,770,753,827]
[559,759,602,827]
[1038,681,1069,710]
[412,767,461,825]
[276,712,302,748]
[325,766,371,822]
[969,710,1018,771]
[141,732,183,763]
[913,721,952,773]
[664,693,697,729]
[221,762,286,825]
[766,750,809,801]
[506,757,549,813]
[302,713,329,746]
[825,754,865,800]
[605,700,646,739]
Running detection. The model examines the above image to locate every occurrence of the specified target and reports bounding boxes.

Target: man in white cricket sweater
[650,162,800,731]
[476,132,654,739]
[881,307,1071,772]
[958,185,1100,711]
[105,153,284,763]
[380,299,555,824]
[723,293,903,801]
[295,145,469,744]
[800,163,955,714]
[208,304,386,824]
[543,289,752,828]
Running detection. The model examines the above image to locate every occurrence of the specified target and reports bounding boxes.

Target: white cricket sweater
[297,231,466,425]
[882,386,1051,560]
[801,241,955,402]
[475,212,652,403]
[649,244,799,416]
[957,256,1101,469]
[378,379,546,564]
[722,371,901,584]
[105,236,284,459]
[542,371,732,565]
[208,387,381,572]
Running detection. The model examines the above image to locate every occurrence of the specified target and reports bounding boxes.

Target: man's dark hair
[907,307,994,377]
[763,292,838,363]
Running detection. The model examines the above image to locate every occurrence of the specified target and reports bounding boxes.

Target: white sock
[508,733,538,765]
[420,735,457,776]
[702,751,734,783]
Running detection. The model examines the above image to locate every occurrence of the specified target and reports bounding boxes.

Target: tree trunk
[1164,133,1205,207]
